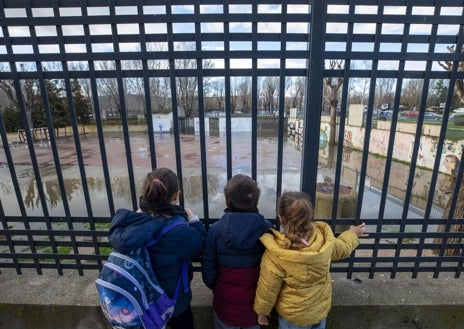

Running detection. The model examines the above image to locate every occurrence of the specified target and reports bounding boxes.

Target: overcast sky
[0,4,462,72]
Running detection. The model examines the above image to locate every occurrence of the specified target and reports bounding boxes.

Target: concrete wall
[320,119,461,176]
[194,117,252,135]
[1,269,463,329]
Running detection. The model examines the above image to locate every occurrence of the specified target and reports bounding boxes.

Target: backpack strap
[145,218,190,299]
[172,260,189,300]
[145,219,187,248]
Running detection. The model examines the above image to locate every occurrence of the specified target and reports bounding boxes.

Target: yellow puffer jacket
[253,222,360,326]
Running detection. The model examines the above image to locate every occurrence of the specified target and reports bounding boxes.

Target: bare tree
[438,44,464,105]
[68,62,94,115]
[401,79,423,111]
[176,56,198,122]
[230,78,239,113]
[175,43,214,125]
[260,77,279,114]
[96,61,120,118]
[146,43,171,114]
[210,78,225,112]
[237,78,251,113]
[287,76,305,110]
[123,59,146,117]
[324,60,344,148]
[375,78,396,109]
[347,61,370,108]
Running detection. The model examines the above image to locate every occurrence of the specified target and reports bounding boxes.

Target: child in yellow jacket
[254,191,368,329]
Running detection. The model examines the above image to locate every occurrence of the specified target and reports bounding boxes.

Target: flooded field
[0,132,302,220]
[0,131,450,259]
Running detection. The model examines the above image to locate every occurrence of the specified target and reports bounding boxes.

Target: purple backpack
[96,221,188,329]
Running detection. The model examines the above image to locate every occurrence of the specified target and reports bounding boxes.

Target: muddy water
[0,132,301,220]
[0,132,448,222]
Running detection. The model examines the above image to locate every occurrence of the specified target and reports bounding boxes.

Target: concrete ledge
[0,269,463,329]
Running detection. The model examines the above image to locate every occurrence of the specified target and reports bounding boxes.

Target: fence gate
[0,0,463,278]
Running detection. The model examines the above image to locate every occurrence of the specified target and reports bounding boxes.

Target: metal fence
[0,0,463,278]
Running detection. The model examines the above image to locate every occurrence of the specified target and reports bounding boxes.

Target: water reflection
[0,133,450,221]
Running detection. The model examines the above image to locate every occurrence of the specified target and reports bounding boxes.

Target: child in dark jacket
[108,168,206,329]
[202,174,273,329]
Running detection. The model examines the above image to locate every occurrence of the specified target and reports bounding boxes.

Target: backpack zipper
[111,251,165,294]
[103,262,149,309]
[95,278,145,315]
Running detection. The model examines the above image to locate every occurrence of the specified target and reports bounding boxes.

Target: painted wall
[320,120,463,175]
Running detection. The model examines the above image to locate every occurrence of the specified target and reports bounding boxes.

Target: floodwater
[0,132,302,220]
[0,130,452,260]
[0,131,448,222]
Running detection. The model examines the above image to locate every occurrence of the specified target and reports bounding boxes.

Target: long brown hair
[139,168,180,215]
[277,191,315,249]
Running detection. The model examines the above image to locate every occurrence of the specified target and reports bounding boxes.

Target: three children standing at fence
[105,169,367,329]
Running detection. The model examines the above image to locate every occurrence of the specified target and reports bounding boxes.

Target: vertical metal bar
[374,3,410,279]
[136,0,157,170]
[0,113,21,273]
[223,0,232,182]
[165,0,185,206]
[57,1,102,271]
[52,0,84,275]
[331,2,355,223]
[276,1,287,204]
[251,2,258,180]
[355,3,383,222]
[300,0,327,204]
[193,0,210,222]
[1,2,42,274]
[337,2,355,279]
[81,1,115,218]
[109,1,138,210]
[357,2,384,278]
[413,4,449,279]
[394,1,460,280]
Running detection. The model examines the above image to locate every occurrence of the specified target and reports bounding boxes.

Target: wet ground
[1,132,301,170]
[0,132,302,220]
[0,132,445,259]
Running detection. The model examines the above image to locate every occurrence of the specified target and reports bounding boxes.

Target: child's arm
[201,230,218,289]
[254,252,284,323]
[331,223,368,261]
[176,209,206,261]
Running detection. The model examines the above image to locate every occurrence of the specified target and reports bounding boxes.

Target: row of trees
[0,77,91,134]
[0,72,458,134]
[0,42,461,133]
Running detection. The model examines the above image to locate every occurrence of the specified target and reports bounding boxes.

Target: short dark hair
[224,174,260,212]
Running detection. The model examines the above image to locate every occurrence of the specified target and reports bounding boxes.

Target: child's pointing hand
[350,222,369,238]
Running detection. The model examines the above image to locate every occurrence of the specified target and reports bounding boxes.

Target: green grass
[372,118,464,140]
